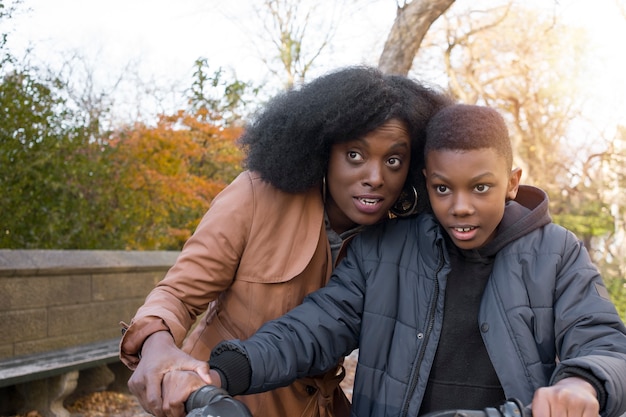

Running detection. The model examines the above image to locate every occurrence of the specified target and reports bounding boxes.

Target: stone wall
[0,250,179,360]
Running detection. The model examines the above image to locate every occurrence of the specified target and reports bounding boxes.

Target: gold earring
[389,185,419,218]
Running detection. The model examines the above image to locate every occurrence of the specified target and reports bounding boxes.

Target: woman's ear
[507,167,522,200]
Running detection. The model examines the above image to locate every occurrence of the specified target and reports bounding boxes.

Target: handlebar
[185,385,252,417]
[420,398,531,417]
[184,385,530,417]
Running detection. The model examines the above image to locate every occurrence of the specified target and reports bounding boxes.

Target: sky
[5,0,392,75]
[5,0,396,118]
[4,0,626,129]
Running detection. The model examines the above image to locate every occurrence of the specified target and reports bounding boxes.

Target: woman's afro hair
[238,65,454,193]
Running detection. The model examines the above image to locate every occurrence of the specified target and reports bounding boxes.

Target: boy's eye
[475,184,491,193]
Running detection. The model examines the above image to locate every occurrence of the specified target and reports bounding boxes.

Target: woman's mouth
[358,197,381,205]
[354,197,383,214]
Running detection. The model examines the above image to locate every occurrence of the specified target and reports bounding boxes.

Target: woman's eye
[436,185,449,194]
[475,184,491,193]
[348,151,363,161]
[387,157,401,168]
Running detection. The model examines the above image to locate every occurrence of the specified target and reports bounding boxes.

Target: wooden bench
[0,338,125,417]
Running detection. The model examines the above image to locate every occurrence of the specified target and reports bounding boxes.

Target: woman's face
[325,119,411,234]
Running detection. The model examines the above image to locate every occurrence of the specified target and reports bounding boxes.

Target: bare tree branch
[378,0,455,75]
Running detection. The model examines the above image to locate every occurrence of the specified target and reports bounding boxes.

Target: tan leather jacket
[120,171,350,417]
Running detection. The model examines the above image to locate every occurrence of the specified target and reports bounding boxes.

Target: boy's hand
[531,377,599,417]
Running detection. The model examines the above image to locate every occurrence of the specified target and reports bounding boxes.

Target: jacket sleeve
[225,242,367,394]
[550,226,626,417]
[119,172,255,368]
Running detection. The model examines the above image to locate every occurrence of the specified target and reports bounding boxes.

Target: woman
[119,66,452,417]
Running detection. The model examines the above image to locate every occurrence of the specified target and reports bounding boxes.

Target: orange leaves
[106,110,244,250]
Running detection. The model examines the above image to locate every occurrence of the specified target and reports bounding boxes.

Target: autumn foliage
[1,30,248,250]
[105,110,244,250]
[0,77,244,250]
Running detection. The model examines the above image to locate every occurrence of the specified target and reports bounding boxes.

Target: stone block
[0,309,47,344]
[13,330,119,357]
[117,298,153,324]
[92,270,164,301]
[47,300,133,337]
[0,344,13,359]
[0,275,91,311]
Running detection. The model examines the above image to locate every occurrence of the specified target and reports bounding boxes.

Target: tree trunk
[378,0,456,75]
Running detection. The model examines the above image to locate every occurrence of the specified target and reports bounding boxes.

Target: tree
[0,66,110,248]
[104,111,243,250]
[0,61,246,250]
[0,0,18,68]
[1,2,250,250]
[254,0,340,89]
[1,1,122,248]
[378,0,455,75]
[413,4,613,228]
[97,55,248,250]
[188,57,255,125]
[591,126,626,315]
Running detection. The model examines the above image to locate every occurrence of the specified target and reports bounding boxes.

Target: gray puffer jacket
[226,186,626,417]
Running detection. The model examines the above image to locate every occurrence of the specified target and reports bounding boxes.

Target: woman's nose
[362,164,384,188]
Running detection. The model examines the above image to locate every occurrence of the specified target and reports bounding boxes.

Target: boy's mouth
[449,225,479,243]
[453,226,476,233]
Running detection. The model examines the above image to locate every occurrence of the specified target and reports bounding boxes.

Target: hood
[478,185,552,257]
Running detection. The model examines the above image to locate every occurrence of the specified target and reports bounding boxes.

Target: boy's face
[423,147,521,250]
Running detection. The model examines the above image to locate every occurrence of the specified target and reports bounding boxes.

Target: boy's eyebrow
[428,171,497,182]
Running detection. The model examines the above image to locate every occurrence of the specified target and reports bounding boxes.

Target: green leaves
[0,68,107,248]
[0,58,246,250]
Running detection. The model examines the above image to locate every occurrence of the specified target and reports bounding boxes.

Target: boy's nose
[451,194,474,216]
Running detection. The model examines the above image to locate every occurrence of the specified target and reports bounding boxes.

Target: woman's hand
[531,376,599,417]
[127,331,212,417]
[161,370,221,417]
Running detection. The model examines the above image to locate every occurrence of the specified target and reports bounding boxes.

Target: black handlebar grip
[185,385,252,417]
[420,399,531,417]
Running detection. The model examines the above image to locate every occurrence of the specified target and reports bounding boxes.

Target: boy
[185,104,626,417]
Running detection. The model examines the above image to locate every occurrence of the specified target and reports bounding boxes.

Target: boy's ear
[507,167,522,200]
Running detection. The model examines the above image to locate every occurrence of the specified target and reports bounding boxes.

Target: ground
[8,351,358,417]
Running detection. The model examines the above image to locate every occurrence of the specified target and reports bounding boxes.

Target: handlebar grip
[500,398,532,417]
[185,385,252,417]
[420,399,531,417]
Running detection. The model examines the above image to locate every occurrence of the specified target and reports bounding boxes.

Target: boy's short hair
[425,104,513,170]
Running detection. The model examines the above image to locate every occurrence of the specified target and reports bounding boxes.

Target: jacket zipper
[401,240,444,417]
